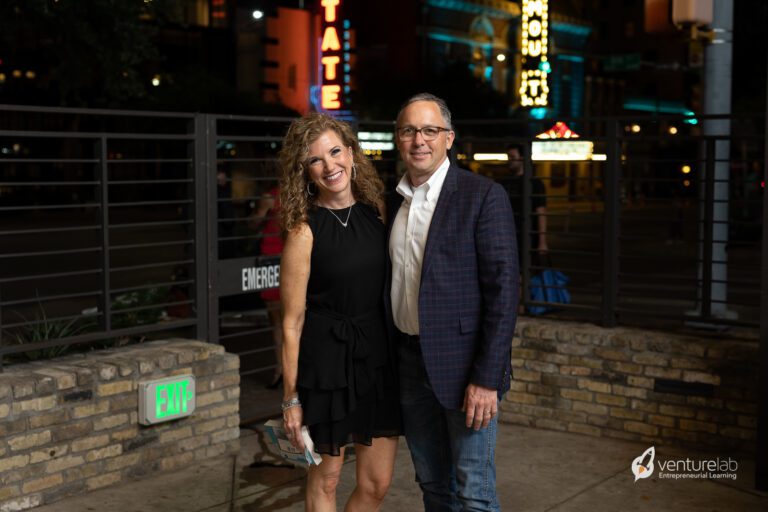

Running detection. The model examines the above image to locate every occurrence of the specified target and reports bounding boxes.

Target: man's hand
[462,383,498,430]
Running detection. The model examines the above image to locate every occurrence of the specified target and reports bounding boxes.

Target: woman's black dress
[297,203,402,456]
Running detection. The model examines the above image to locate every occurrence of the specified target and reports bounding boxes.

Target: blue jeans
[398,343,500,512]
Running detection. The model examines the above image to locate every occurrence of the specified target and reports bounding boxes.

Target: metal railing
[1,106,765,375]
[0,105,203,366]
[457,114,765,331]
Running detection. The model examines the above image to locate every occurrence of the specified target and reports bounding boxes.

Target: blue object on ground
[528,269,571,315]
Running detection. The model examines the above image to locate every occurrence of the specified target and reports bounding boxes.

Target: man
[505,144,548,261]
[387,93,518,511]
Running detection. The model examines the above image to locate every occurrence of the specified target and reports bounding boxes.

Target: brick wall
[0,340,240,510]
[501,318,758,452]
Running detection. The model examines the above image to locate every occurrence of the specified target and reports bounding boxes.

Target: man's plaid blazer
[387,161,519,410]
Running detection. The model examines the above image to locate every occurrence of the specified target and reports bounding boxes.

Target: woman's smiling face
[306,129,354,201]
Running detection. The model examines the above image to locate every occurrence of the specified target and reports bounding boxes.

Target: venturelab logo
[631,446,739,482]
[631,446,655,482]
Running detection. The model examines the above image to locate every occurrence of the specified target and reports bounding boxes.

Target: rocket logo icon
[631,447,655,482]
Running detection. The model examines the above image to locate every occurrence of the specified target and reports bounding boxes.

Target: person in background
[388,93,518,511]
[250,185,284,389]
[279,113,402,511]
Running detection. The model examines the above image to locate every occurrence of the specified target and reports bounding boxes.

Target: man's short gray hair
[396,92,453,130]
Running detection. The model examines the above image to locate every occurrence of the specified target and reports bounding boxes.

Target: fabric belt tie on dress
[307,307,378,411]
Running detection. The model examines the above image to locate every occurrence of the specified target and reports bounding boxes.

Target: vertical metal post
[521,142,532,310]
[206,116,220,343]
[0,285,4,371]
[601,120,620,327]
[193,114,210,342]
[703,0,734,319]
[755,55,768,492]
[193,114,221,343]
[701,139,716,320]
[97,137,111,332]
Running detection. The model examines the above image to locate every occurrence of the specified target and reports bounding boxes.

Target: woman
[279,113,401,511]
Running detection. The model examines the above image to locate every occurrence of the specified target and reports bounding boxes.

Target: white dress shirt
[389,157,450,335]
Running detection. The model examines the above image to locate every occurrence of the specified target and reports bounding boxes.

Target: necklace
[324,204,353,228]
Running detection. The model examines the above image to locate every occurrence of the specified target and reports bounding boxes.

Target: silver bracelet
[281,397,301,411]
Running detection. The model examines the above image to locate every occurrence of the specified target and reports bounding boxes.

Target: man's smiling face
[396,100,455,184]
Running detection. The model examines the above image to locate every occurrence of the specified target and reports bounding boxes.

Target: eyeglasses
[396,126,451,141]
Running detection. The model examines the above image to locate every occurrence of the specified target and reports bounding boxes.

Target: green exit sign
[138,375,196,425]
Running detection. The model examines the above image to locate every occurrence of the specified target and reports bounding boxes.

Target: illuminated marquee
[319,0,351,111]
[519,0,549,107]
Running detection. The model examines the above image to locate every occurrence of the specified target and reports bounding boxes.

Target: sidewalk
[33,421,767,512]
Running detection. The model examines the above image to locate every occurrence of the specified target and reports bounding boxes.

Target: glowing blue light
[539,61,552,73]
[530,108,547,120]
[343,20,350,29]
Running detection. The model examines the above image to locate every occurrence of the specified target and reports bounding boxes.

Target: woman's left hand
[282,404,305,451]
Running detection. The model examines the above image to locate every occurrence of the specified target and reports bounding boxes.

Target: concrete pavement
[32,421,767,511]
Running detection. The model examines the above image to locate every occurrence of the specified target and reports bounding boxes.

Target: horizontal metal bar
[218,234,264,242]
[618,273,761,287]
[0,319,198,356]
[219,326,275,341]
[110,239,193,251]
[108,179,193,185]
[215,159,280,165]
[108,199,193,208]
[0,158,99,164]
[531,249,602,257]
[0,181,100,186]
[541,232,603,240]
[2,290,102,307]
[0,268,102,284]
[214,135,283,142]
[0,247,101,259]
[0,225,101,236]
[111,279,194,295]
[0,203,99,212]
[110,220,193,230]
[216,195,265,203]
[2,312,103,330]
[527,266,602,275]
[211,112,295,123]
[0,129,194,140]
[520,301,600,311]
[0,103,197,118]
[111,299,193,316]
[110,259,194,272]
[107,159,193,164]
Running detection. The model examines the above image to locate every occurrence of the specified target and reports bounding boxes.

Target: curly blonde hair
[279,112,384,234]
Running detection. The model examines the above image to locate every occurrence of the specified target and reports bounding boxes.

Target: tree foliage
[0,0,182,107]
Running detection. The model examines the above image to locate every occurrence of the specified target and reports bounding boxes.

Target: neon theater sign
[318,0,351,111]
[519,0,549,108]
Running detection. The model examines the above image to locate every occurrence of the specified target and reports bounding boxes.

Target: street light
[252,10,264,20]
